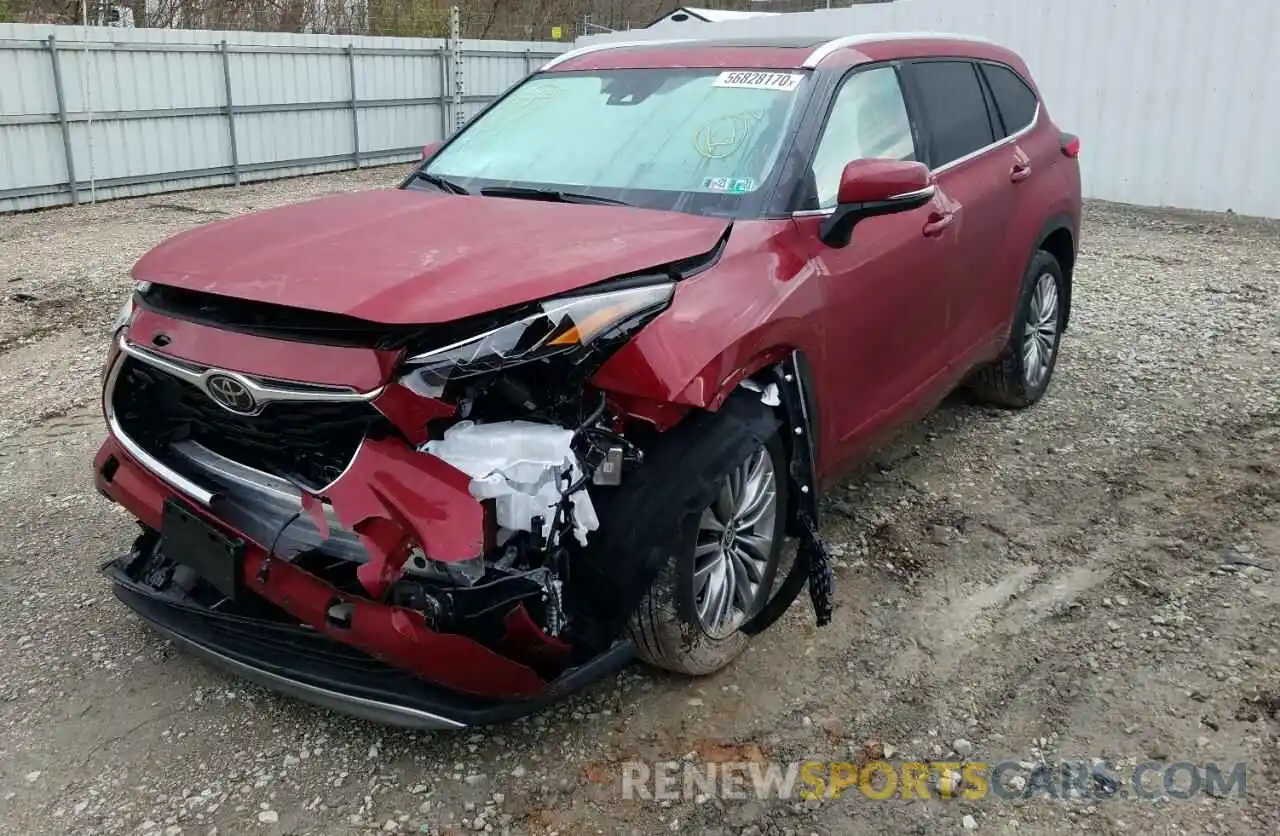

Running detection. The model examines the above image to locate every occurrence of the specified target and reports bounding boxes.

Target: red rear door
[902,59,1017,366]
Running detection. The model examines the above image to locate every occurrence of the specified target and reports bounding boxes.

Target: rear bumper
[105,560,633,728]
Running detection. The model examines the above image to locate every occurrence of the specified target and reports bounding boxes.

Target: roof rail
[541,38,694,70]
[802,31,998,68]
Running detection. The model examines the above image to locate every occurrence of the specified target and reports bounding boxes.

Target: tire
[627,430,789,676]
[968,250,1067,408]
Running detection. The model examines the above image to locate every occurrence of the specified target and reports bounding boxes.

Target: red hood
[133,189,730,324]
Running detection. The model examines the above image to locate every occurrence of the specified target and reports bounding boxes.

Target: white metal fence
[584,0,1280,219]
[0,22,566,212]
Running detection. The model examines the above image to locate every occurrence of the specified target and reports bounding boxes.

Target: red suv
[97,34,1080,728]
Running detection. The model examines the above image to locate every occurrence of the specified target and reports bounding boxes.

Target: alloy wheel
[692,447,779,639]
[1022,272,1060,389]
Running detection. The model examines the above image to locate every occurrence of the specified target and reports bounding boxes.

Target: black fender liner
[742,351,833,634]
[573,390,781,645]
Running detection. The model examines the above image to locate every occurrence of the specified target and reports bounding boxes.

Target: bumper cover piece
[105,559,634,729]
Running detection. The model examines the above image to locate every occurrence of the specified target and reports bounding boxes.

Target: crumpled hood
[133,189,730,324]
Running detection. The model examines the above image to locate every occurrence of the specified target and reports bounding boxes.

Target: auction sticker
[713,71,804,91]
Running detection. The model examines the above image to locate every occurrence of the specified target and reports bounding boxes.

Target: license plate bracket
[161,499,245,600]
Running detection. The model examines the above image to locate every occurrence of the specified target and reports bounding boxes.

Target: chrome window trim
[790,184,935,219]
[121,339,382,411]
[803,32,998,69]
[931,101,1040,175]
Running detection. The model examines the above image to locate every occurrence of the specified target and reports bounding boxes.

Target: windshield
[420,68,810,216]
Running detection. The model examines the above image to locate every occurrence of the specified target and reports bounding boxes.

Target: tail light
[1061,132,1081,158]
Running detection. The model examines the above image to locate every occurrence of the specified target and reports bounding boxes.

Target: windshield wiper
[479,186,631,207]
[414,170,469,195]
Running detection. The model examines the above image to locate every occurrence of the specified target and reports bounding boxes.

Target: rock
[23,771,41,783]
[936,770,964,796]
[818,717,848,739]
[929,524,955,545]
[382,820,399,832]
[511,765,527,779]
[1008,775,1027,792]
[953,738,973,757]
[1146,740,1170,761]
[257,810,279,824]
[962,814,978,829]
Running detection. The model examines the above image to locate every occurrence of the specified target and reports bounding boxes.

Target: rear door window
[908,60,997,168]
[980,63,1039,136]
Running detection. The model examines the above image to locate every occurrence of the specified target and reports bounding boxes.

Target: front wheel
[967,250,1066,408]
[628,433,788,676]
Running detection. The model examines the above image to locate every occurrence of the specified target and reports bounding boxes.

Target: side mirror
[421,140,445,161]
[819,159,935,248]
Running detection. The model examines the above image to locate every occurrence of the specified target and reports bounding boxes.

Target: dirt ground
[0,168,1277,836]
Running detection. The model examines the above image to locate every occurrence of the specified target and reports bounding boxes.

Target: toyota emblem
[205,374,257,415]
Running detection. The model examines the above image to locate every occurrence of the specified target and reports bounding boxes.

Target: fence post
[523,48,531,76]
[450,6,465,134]
[438,47,451,139]
[346,45,360,169]
[46,35,78,207]
[219,41,241,186]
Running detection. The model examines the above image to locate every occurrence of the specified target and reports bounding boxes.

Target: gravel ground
[0,168,1277,835]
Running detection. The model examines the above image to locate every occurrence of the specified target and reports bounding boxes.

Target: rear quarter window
[980,63,1039,135]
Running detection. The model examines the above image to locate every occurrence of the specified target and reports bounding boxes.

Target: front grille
[112,357,386,492]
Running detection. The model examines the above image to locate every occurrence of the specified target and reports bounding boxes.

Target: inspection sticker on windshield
[702,177,756,193]
[713,71,804,91]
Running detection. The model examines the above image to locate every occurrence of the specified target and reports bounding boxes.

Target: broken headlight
[112,281,151,333]
[398,282,674,394]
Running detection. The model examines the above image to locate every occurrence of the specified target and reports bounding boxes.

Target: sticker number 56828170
[713,71,805,91]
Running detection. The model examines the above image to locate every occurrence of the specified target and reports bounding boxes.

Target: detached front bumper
[103,557,632,729]
[94,434,633,729]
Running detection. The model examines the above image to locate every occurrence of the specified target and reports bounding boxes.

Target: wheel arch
[1035,214,1077,331]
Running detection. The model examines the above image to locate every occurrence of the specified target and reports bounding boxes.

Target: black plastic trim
[105,558,635,728]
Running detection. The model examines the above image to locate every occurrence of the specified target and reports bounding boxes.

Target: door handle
[1010,162,1033,183]
[922,212,954,237]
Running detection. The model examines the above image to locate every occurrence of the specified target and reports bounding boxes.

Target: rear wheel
[968,250,1066,408]
[628,433,788,675]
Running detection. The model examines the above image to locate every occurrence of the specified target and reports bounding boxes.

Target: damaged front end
[98,267,765,727]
